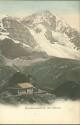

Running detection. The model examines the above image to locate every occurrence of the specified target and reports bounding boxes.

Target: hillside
[23,57,80,99]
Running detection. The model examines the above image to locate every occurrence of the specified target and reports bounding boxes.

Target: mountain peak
[30,10,55,20]
[21,10,56,29]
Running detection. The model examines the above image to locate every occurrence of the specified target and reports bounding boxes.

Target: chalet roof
[17,82,33,89]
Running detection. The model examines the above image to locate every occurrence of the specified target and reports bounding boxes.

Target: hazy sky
[0,1,80,30]
[0,1,79,15]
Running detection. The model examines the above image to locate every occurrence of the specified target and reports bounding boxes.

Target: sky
[0,1,80,30]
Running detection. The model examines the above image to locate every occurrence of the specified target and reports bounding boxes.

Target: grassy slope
[23,57,80,97]
[0,57,80,99]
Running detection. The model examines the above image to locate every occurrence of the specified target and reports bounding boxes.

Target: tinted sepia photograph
[0,0,80,124]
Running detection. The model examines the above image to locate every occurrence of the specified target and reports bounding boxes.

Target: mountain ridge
[0,10,80,60]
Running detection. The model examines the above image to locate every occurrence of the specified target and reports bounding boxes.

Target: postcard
[0,0,80,124]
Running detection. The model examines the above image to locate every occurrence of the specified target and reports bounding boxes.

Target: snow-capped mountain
[22,11,56,30]
[0,11,80,103]
[0,11,80,60]
[21,11,80,59]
